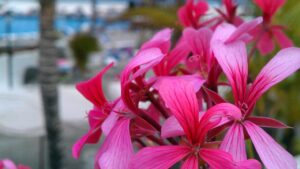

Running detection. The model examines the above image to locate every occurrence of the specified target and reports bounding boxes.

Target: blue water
[0,15,130,36]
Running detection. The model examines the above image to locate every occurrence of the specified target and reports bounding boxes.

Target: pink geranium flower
[211,18,300,169]
[182,27,222,91]
[214,0,243,26]
[0,159,31,169]
[130,76,261,169]
[253,0,293,55]
[72,63,116,159]
[178,0,209,29]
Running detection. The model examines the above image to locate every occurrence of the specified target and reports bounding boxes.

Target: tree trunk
[39,0,64,169]
[91,0,97,35]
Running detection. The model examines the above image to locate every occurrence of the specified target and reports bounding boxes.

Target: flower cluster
[0,159,30,169]
[73,0,299,169]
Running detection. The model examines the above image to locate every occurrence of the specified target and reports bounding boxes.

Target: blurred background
[0,0,299,169]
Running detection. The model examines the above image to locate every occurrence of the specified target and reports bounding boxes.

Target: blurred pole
[91,0,97,35]
[5,11,13,89]
[39,0,64,169]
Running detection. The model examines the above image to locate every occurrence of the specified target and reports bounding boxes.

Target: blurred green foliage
[122,7,180,29]
[69,33,100,72]
[121,6,182,42]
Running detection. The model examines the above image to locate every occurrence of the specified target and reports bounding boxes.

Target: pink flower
[178,0,209,28]
[0,159,31,169]
[130,76,261,169]
[120,29,168,113]
[182,27,222,89]
[153,38,190,76]
[72,63,116,159]
[215,0,243,26]
[211,18,300,169]
[253,0,293,55]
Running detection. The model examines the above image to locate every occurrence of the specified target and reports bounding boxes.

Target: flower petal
[121,47,164,112]
[101,111,118,136]
[157,76,205,142]
[76,62,113,107]
[254,0,286,18]
[130,146,190,169]
[141,28,172,54]
[220,122,247,161]
[244,121,296,169]
[17,165,31,169]
[161,116,184,139]
[101,100,125,135]
[183,27,213,73]
[72,128,102,159]
[72,108,105,159]
[178,0,208,28]
[180,156,198,169]
[257,32,275,56]
[198,103,242,144]
[199,148,236,169]
[154,39,190,76]
[203,87,226,104]
[1,159,18,169]
[235,159,262,169]
[225,17,262,43]
[247,47,300,109]
[97,118,134,169]
[247,116,290,128]
[273,28,293,49]
[211,24,248,103]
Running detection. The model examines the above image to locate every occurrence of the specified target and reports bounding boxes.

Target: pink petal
[257,32,275,55]
[197,103,242,144]
[130,146,190,169]
[101,100,125,135]
[211,24,248,103]
[121,48,164,85]
[72,128,102,159]
[1,159,17,169]
[72,109,104,159]
[235,159,262,169]
[225,17,262,43]
[178,4,192,27]
[183,27,212,56]
[273,28,293,49]
[97,118,134,169]
[247,47,300,109]
[154,39,190,75]
[211,23,236,42]
[223,0,235,12]
[220,122,247,161]
[157,76,205,142]
[121,48,164,111]
[199,148,236,169]
[247,116,290,128]
[203,87,226,104]
[180,156,198,169]
[254,0,286,17]
[145,104,161,123]
[76,62,113,107]
[161,116,184,139]
[17,165,31,169]
[244,121,296,169]
[183,27,213,72]
[178,0,208,28]
[101,111,118,136]
[141,28,172,54]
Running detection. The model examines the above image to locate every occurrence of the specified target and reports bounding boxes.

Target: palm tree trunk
[91,0,97,35]
[39,0,63,169]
